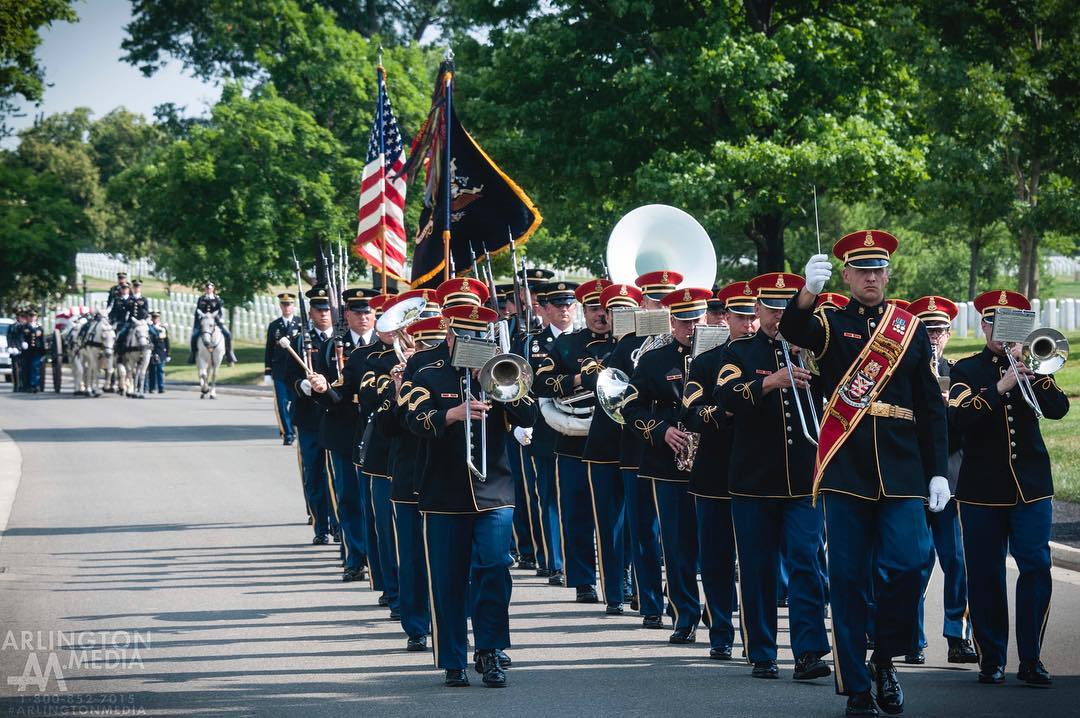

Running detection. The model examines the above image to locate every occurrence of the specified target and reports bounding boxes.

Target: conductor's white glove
[804,254,832,295]
[299,379,312,396]
[262,375,273,386]
[928,476,951,512]
[513,426,533,446]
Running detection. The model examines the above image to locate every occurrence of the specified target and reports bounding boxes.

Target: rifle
[292,249,311,372]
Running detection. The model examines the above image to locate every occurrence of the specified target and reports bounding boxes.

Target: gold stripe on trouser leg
[271,380,285,437]
[651,479,678,627]
[955,506,984,664]
[1039,499,1054,652]
[368,475,378,591]
[392,503,403,569]
[519,445,540,557]
[695,497,713,629]
[422,513,440,667]
[529,455,549,568]
[555,457,567,576]
[295,442,313,525]
[586,464,607,602]
[821,495,844,693]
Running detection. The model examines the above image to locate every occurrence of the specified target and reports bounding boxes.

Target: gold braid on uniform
[581,359,602,375]
[813,305,833,357]
[698,405,718,425]
[634,418,659,443]
[732,381,755,404]
[716,364,741,387]
[407,387,431,411]
[360,371,377,389]
[681,381,703,408]
[417,409,437,432]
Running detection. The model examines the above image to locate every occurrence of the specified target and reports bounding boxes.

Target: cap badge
[318,290,326,297]
[927,297,936,311]
[661,271,669,284]
[999,290,1008,305]
[619,285,628,296]
[460,279,470,292]
[863,232,874,246]
[683,289,691,302]
[558,283,566,290]
[742,284,752,296]
[595,281,603,292]
[775,275,785,289]
[469,307,479,320]
[439,318,449,329]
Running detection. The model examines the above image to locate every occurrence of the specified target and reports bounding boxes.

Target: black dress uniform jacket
[525,325,560,458]
[383,344,446,503]
[311,332,363,456]
[948,347,1069,505]
[680,341,732,499]
[195,295,223,318]
[534,328,616,457]
[286,328,331,432]
[264,316,303,380]
[715,332,819,497]
[581,332,642,464]
[355,342,399,476]
[126,296,150,321]
[405,342,537,513]
[615,334,649,471]
[778,299,949,499]
[623,339,691,483]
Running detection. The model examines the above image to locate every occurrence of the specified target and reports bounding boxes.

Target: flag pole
[442,48,454,281]
[377,55,388,294]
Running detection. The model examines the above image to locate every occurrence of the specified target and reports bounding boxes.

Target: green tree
[0,0,77,137]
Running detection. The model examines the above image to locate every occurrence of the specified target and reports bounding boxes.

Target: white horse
[76,315,116,397]
[195,311,225,400]
[63,315,90,395]
[116,319,152,398]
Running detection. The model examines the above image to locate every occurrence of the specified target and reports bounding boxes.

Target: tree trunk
[753,213,785,273]
[967,232,982,301]
[1017,228,1035,297]
[1029,233,1041,298]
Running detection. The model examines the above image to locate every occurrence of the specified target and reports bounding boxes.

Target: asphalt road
[0,389,1078,717]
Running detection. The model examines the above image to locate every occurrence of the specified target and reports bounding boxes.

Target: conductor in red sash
[779,230,950,717]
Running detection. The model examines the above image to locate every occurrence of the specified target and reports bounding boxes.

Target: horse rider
[716,272,832,681]
[677,281,758,659]
[108,282,131,329]
[116,279,151,350]
[264,293,304,446]
[145,310,170,394]
[403,278,537,689]
[904,296,978,666]
[535,278,616,606]
[188,281,238,366]
[948,290,1069,687]
[779,231,950,717]
[106,272,128,309]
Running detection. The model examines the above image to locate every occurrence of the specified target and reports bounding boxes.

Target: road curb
[1051,541,1080,573]
[168,382,273,398]
[0,428,22,550]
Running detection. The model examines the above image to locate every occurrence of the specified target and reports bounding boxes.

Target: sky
[3,0,218,147]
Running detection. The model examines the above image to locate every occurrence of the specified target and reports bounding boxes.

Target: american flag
[355,68,407,279]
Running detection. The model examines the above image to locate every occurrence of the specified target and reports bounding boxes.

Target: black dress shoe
[869,661,904,715]
[283,436,294,446]
[333,529,342,543]
[947,637,979,664]
[389,607,401,620]
[576,586,599,603]
[642,615,664,629]
[548,570,565,586]
[669,627,696,644]
[406,636,427,652]
[866,638,875,651]
[793,652,831,680]
[312,534,329,545]
[473,649,511,671]
[752,660,779,679]
[444,669,469,687]
[846,691,880,717]
[378,594,390,607]
[978,664,1006,684]
[535,567,552,578]
[1017,660,1052,686]
[605,604,624,616]
[476,650,507,687]
[342,568,361,582]
[709,645,733,660]
[517,557,537,571]
[904,649,925,665]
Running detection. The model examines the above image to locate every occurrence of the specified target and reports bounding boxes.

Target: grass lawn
[162,341,266,386]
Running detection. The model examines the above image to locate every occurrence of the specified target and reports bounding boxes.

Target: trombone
[778,334,820,445]
[1005,328,1069,419]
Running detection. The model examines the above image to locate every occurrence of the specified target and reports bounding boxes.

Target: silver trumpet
[778,334,820,445]
[1006,327,1069,419]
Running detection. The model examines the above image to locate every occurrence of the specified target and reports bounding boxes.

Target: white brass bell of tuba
[606,204,717,289]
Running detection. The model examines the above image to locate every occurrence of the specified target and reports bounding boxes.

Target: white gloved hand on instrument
[300,379,312,396]
[927,476,951,512]
[804,254,833,295]
[513,426,533,446]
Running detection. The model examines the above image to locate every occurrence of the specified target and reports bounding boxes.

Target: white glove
[513,426,533,446]
[804,254,833,295]
[21,341,28,350]
[300,379,312,396]
[262,375,273,386]
[928,476,951,512]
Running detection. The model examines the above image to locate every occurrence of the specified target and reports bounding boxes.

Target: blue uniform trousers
[507,436,538,564]
[959,499,1052,668]
[556,455,596,588]
[518,445,547,570]
[423,508,514,670]
[822,493,929,696]
[531,453,563,573]
[272,378,295,441]
[393,502,429,639]
[360,474,382,593]
[28,353,44,389]
[369,475,399,608]
[296,428,331,538]
[327,451,366,572]
[732,496,830,663]
[624,469,664,616]
[913,501,970,649]
[695,496,737,650]
[585,462,627,607]
[652,479,700,632]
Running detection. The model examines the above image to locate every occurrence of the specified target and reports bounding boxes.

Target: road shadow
[3,424,275,443]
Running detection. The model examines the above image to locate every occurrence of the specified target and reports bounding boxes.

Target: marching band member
[948,290,1069,686]
[715,273,831,680]
[623,286,713,644]
[579,282,644,615]
[678,280,758,658]
[780,231,950,717]
[905,296,977,665]
[534,279,615,604]
[405,282,537,688]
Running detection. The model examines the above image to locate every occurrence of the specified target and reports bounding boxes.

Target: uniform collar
[847,298,885,316]
[550,323,569,338]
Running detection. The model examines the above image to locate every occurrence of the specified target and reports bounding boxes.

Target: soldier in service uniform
[116,280,150,351]
[535,278,615,604]
[623,286,713,644]
[108,283,131,328]
[188,281,237,365]
[404,282,536,688]
[716,273,831,680]
[106,272,128,309]
[948,290,1069,687]
[780,231,950,717]
[7,309,26,392]
[22,309,46,393]
[264,293,304,445]
[146,311,170,393]
[679,280,759,657]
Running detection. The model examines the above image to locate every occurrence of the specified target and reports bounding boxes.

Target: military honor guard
[715,273,831,680]
[948,290,1069,686]
[106,271,128,309]
[264,293,304,445]
[779,231,951,716]
[404,280,537,688]
[145,311,170,393]
[20,309,46,393]
[6,310,26,392]
[535,278,616,604]
[188,281,237,365]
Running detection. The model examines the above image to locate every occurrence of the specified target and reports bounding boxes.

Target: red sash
[812,303,917,497]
